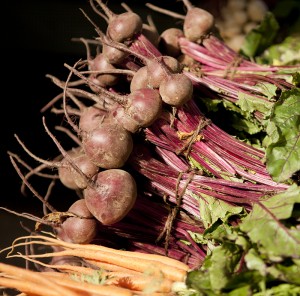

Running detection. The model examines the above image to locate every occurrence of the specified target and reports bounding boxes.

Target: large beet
[82,122,133,169]
[84,169,137,225]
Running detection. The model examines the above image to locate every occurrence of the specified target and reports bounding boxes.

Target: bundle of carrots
[0,234,189,296]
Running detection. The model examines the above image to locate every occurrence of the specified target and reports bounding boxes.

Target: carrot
[9,235,190,271]
[39,271,134,296]
[6,235,189,282]
[86,259,143,274]
[23,248,187,282]
[43,271,175,295]
[25,261,174,293]
[0,262,79,296]
[0,277,61,296]
[105,271,174,293]
[2,251,100,277]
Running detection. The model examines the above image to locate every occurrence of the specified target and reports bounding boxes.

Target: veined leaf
[240,184,300,259]
[265,88,300,182]
[236,92,274,116]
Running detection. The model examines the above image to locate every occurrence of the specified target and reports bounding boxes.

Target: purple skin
[84,169,137,225]
[159,73,194,107]
[106,11,143,43]
[82,121,133,169]
[112,88,163,133]
[58,147,99,190]
[183,7,215,42]
[58,199,98,244]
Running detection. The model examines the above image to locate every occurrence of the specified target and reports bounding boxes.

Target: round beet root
[58,199,98,244]
[82,122,133,169]
[84,169,137,225]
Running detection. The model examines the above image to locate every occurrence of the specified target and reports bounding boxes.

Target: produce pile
[1,0,300,295]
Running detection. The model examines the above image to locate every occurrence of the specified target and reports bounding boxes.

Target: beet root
[84,169,137,225]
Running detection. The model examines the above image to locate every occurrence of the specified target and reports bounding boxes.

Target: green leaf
[186,242,243,293]
[253,283,300,296]
[221,100,264,135]
[208,243,243,291]
[236,92,274,116]
[227,112,263,135]
[203,219,236,242]
[275,262,300,285]
[257,35,300,66]
[225,270,264,292]
[244,248,267,276]
[240,12,279,58]
[227,285,252,296]
[193,192,245,229]
[265,88,300,182]
[240,184,300,259]
[186,269,213,296]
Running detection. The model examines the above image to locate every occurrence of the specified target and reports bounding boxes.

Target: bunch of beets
[9,0,294,270]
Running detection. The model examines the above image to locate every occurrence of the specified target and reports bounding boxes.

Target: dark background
[0,0,295,270]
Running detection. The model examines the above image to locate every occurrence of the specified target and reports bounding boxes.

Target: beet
[84,169,137,225]
[82,121,133,169]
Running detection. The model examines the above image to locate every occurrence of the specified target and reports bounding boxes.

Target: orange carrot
[8,235,189,271]
[39,271,134,296]
[105,271,174,293]
[5,235,189,282]
[0,262,78,296]
[23,248,187,282]
[86,259,142,274]
[0,277,61,296]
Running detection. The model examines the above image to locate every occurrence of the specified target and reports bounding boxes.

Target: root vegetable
[159,28,184,57]
[79,37,120,89]
[82,121,133,169]
[112,87,163,133]
[95,32,182,89]
[146,55,182,89]
[120,2,160,47]
[129,66,149,92]
[64,63,163,133]
[102,43,129,65]
[58,147,99,190]
[78,104,113,134]
[88,53,120,88]
[159,72,194,107]
[145,1,215,42]
[0,262,78,296]
[182,0,215,42]
[83,169,137,225]
[13,132,97,192]
[57,199,98,244]
[92,0,143,43]
[58,148,82,190]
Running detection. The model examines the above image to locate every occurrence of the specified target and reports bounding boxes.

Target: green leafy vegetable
[257,35,300,66]
[265,88,300,182]
[240,184,300,259]
[184,185,300,295]
[236,90,275,116]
